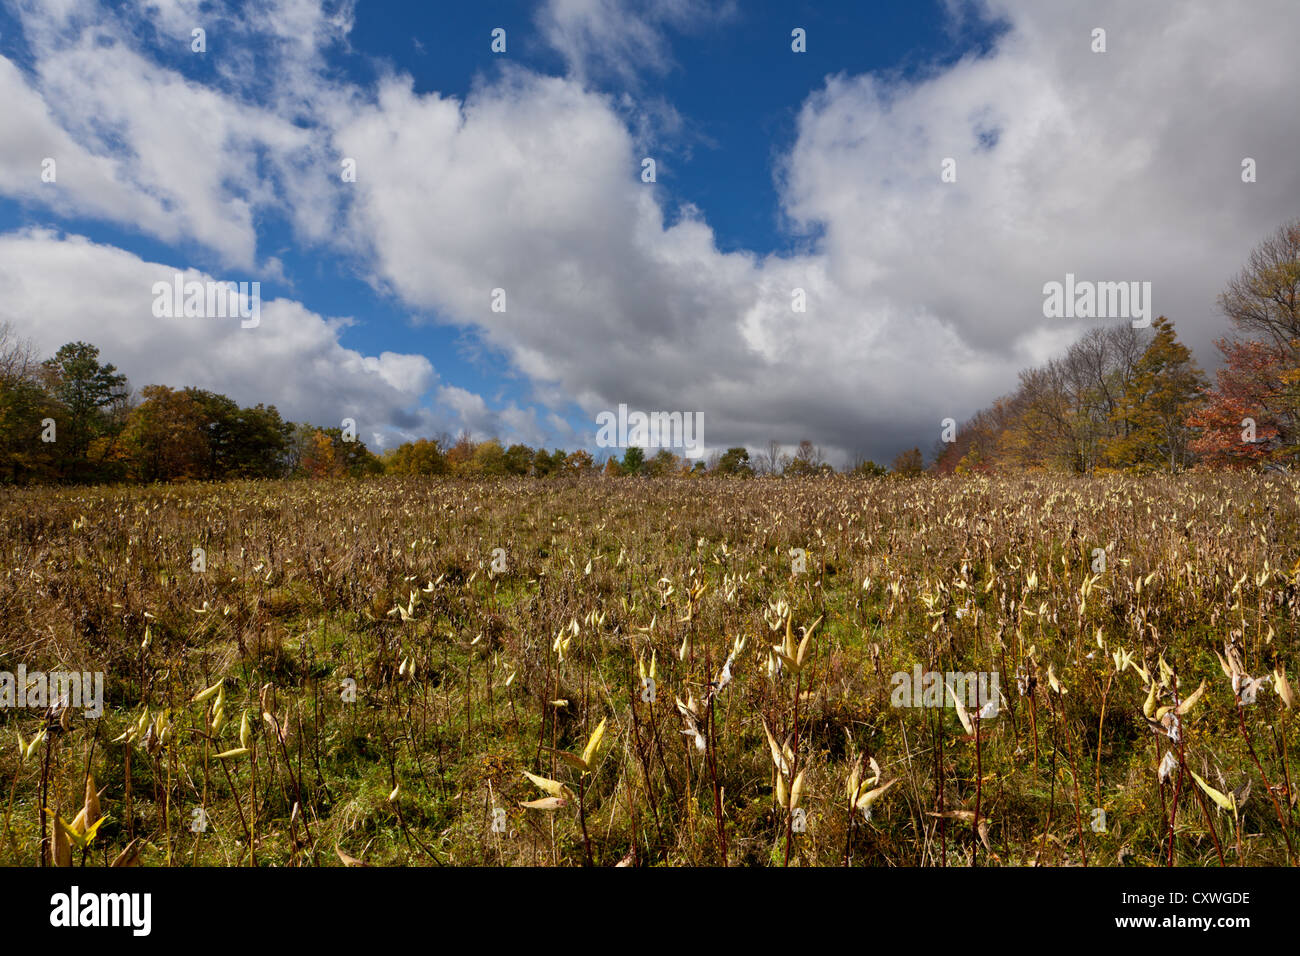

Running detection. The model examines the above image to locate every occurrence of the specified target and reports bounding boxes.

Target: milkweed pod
[335,845,366,867]
[776,771,788,809]
[1158,653,1174,688]
[557,750,589,772]
[789,770,806,810]
[1175,679,1206,715]
[857,778,898,811]
[1047,664,1066,696]
[192,680,223,703]
[110,838,145,868]
[1143,681,1159,719]
[1157,750,1178,782]
[796,624,816,670]
[239,710,250,748]
[1275,665,1295,709]
[84,774,100,825]
[761,719,789,776]
[946,682,975,735]
[523,770,567,799]
[581,717,607,770]
[783,613,797,661]
[52,815,72,867]
[388,784,400,803]
[1215,651,1233,680]
[520,796,567,810]
[214,747,249,760]
[1190,770,1235,813]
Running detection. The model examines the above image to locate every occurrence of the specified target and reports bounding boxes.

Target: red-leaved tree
[1186,337,1300,467]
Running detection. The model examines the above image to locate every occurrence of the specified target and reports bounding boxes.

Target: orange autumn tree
[121,385,210,481]
[301,428,345,478]
[1186,337,1300,467]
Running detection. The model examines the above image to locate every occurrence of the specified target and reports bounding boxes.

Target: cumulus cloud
[782,0,1300,371]
[337,0,1300,461]
[1,0,348,267]
[0,229,437,444]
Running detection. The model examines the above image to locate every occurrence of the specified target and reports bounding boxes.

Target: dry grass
[1,472,1297,866]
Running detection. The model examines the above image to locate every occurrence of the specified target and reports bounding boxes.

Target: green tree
[1105,316,1205,470]
[532,446,557,477]
[782,440,824,476]
[181,389,289,479]
[621,446,645,475]
[41,342,129,479]
[503,443,534,475]
[715,446,753,476]
[847,457,887,477]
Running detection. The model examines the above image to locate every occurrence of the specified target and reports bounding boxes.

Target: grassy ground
[1,473,1298,866]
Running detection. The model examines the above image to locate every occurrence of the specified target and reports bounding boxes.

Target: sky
[0,0,1297,465]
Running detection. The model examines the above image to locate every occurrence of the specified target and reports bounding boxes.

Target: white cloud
[536,0,734,86]
[1,0,349,267]
[0,229,436,440]
[335,0,1300,461]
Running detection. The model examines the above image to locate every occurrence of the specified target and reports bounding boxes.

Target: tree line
[0,332,379,485]
[2,220,1295,485]
[0,328,914,484]
[933,219,1300,474]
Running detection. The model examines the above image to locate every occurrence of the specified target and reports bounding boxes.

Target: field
[2,473,1298,867]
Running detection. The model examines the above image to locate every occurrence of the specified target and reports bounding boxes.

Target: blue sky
[0,0,1296,463]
